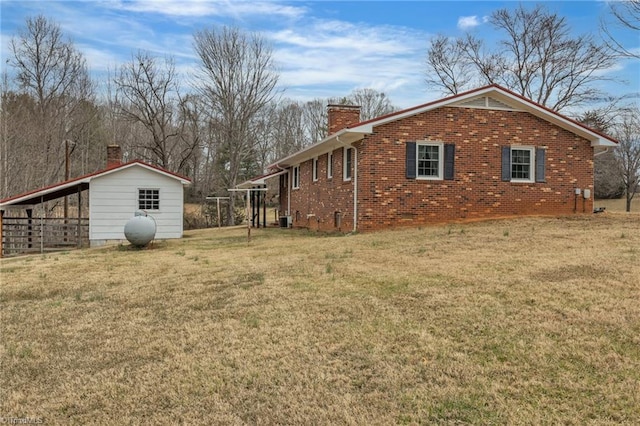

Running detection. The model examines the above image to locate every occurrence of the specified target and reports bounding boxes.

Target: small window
[511,147,535,182]
[327,152,333,179]
[343,147,353,181]
[138,189,159,210]
[312,157,319,182]
[292,165,300,189]
[416,143,444,180]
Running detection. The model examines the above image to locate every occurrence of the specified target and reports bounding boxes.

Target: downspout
[336,135,358,232]
[288,170,291,218]
[594,147,611,157]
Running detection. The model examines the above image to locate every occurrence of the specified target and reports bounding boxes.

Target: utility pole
[64,139,71,219]
[63,139,74,242]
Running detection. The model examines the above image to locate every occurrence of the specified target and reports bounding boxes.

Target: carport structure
[0,178,89,257]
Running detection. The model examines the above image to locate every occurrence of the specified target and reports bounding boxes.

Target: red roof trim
[350,83,617,144]
[0,160,191,205]
[353,84,495,128]
[484,84,618,144]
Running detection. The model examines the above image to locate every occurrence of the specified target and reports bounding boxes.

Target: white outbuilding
[0,146,191,256]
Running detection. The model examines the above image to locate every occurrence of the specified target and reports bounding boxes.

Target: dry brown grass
[1,213,639,424]
[595,197,640,213]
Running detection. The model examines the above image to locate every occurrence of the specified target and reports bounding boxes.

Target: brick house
[264,84,617,232]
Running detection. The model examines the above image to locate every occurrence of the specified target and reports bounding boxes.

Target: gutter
[594,147,612,157]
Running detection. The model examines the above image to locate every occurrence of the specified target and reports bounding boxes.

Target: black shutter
[406,142,416,179]
[444,144,455,180]
[535,147,546,183]
[501,146,511,182]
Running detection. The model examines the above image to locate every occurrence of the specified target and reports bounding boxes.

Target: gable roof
[0,160,191,208]
[270,84,618,169]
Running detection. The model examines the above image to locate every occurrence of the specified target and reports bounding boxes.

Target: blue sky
[1,1,638,110]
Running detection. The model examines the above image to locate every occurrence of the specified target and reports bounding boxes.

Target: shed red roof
[0,160,191,207]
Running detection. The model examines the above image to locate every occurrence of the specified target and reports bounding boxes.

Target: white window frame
[510,146,535,183]
[343,147,352,181]
[416,142,444,180]
[312,157,319,182]
[138,188,160,211]
[327,152,333,179]
[292,165,300,189]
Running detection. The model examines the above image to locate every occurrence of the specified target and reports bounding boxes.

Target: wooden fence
[1,217,89,257]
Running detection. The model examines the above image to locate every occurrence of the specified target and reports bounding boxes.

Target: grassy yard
[595,197,640,213]
[1,214,639,424]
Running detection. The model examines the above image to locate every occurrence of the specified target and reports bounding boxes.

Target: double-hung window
[312,157,319,182]
[511,147,534,181]
[138,189,159,210]
[501,145,545,183]
[417,143,444,180]
[343,147,353,181]
[406,141,454,180]
[292,165,300,189]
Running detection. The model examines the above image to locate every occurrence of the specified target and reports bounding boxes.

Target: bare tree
[7,15,94,189]
[601,0,640,59]
[114,51,184,169]
[177,94,206,195]
[613,106,640,211]
[193,26,279,225]
[425,4,617,111]
[580,106,626,199]
[302,98,328,143]
[426,35,474,95]
[347,88,398,121]
[272,101,307,159]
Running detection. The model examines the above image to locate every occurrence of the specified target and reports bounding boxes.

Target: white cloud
[111,0,306,19]
[266,19,430,106]
[1,1,437,108]
[457,15,488,31]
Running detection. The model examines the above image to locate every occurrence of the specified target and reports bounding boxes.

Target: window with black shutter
[501,146,545,183]
[405,141,454,181]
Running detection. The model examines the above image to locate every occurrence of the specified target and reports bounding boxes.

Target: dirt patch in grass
[1,213,639,424]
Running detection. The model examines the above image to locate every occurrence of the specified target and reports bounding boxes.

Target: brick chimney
[106,145,122,168]
[327,104,361,135]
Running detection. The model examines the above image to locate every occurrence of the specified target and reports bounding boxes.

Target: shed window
[139,189,159,210]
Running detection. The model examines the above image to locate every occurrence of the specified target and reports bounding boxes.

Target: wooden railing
[1,217,89,257]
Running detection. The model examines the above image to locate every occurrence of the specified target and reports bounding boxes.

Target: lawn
[1,213,639,424]
[595,197,640,213]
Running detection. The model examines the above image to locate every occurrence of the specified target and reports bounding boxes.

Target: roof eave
[269,127,372,169]
[591,138,618,147]
[0,161,191,208]
[93,161,192,185]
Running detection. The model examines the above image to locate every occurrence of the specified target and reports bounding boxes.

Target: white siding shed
[0,159,191,254]
[89,163,190,245]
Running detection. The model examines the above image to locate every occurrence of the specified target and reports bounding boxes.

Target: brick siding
[281,106,594,232]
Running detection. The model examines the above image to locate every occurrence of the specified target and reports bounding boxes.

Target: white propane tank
[124,210,157,247]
